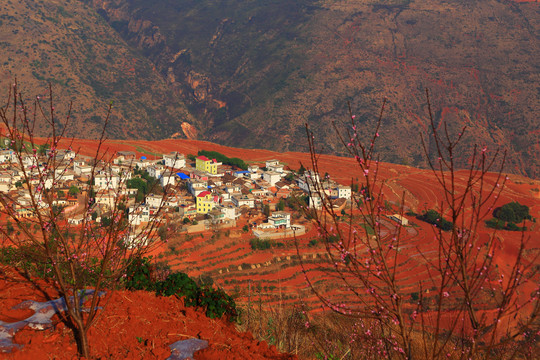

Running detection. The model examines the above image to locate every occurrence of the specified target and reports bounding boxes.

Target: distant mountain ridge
[1,0,538,177]
[90,0,539,177]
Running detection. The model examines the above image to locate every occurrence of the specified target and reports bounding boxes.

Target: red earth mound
[0,267,296,360]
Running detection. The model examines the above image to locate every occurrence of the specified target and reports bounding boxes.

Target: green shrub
[125,256,155,291]
[327,235,339,243]
[417,209,453,231]
[198,286,237,319]
[125,257,238,321]
[155,272,200,306]
[197,150,248,170]
[485,218,505,230]
[250,238,272,250]
[494,201,531,223]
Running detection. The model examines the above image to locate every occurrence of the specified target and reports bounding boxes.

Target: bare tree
[0,82,174,357]
[297,92,539,359]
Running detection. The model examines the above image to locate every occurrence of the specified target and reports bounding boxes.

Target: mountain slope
[92,0,539,177]
[0,0,196,140]
[2,0,537,176]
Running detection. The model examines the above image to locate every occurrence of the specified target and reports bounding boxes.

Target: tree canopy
[494,201,531,223]
[198,150,248,170]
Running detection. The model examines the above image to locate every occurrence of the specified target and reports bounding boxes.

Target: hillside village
[0,145,354,242]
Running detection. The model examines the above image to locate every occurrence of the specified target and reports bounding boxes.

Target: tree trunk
[79,328,90,358]
[73,317,90,358]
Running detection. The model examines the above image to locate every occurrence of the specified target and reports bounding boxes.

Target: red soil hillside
[55,137,540,309]
[3,136,538,357]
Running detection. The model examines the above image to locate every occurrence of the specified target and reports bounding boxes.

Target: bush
[250,238,272,250]
[417,209,453,231]
[485,218,505,229]
[155,272,200,305]
[327,235,339,243]
[198,286,238,319]
[494,201,531,223]
[198,150,248,170]
[126,257,238,321]
[486,202,530,231]
[125,256,155,291]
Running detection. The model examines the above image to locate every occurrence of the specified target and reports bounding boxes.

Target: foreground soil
[0,267,297,360]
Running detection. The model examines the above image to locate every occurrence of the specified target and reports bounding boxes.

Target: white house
[21,155,38,169]
[337,185,352,200]
[67,214,84,225]
[165,196,180,208]
[266,160,284,173]
[128,204,151,226]
[74,163,92,176]
[265,159,280,168]
[160,173,176,187]
[309,193,323,209]
[267,211,291,229]
[0,172,13,184]
[231,193,255,208]
[147,165,164,179]
[0,149,14,163]
[0,182,11,192]
[388,214,409,226]
[56,169,75,182]
[298,170,321,193]
[219,202,239,220]
[95,190,117,209]
[188,179,209,197]
[95,173,120,190]
[133,159,151,170]
[58,149,76,161]
[262,171,281,187]
[146,194,164,208]
[163,152,186,169]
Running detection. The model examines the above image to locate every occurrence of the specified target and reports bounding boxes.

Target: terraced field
[56,137,540,314]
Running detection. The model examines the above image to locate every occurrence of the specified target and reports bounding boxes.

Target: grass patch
[361,223,375,235]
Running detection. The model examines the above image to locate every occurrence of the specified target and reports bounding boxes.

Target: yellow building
[195,156,222,175]
[196,191,216,214]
